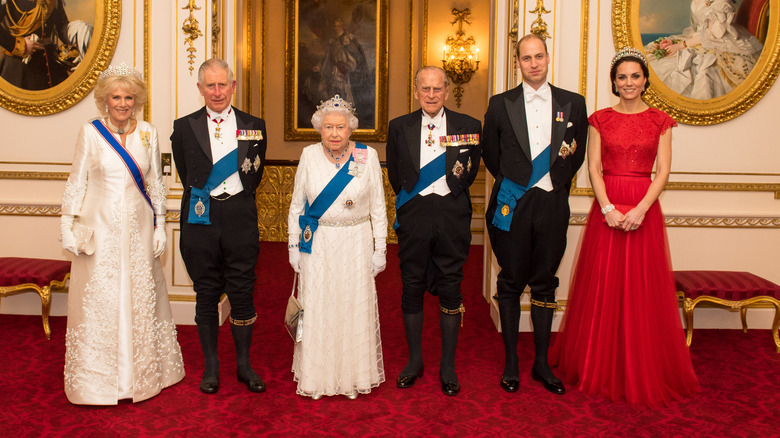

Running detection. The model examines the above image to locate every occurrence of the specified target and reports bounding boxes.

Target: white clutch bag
[72,222,96,255]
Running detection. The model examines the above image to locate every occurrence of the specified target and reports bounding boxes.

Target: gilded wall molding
[0,171,68,180]
[182,0,204,75]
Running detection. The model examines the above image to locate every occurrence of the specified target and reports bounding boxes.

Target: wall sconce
[441,8,479,108]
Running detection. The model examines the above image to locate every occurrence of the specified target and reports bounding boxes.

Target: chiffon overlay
[645,0,763,100]
[550,108,699,408]
[288,143,387,398]
[61,120,185,405]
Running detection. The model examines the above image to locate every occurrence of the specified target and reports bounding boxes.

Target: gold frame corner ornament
[613,0,780,125]
[0,0,121,116]
[284,0,389,142]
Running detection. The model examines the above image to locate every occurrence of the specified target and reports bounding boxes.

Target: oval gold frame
[613,0,780,125]
[0,0,121,116]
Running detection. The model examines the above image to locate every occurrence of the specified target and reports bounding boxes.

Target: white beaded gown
[288,143,387,398]
[61,119,185,405]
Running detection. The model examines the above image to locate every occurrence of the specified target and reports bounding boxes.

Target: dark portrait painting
[285,0,388,141]
[0,0,95,91]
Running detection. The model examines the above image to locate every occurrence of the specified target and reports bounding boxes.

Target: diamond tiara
[316,95,356,114]
[99,63,143,81]
[610,47,647,69]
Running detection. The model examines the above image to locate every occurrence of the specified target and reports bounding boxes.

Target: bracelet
[288,244,298,249]
[601,204,615,215]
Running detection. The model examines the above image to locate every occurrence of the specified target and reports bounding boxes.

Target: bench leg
[683,298,695,347]
[40,286,52,340]
[740,306,749,333]
[771,301,780,354]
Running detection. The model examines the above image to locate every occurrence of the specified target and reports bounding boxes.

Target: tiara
[316,95,356,114]
[610,47,647,69]
[99,63,143,81]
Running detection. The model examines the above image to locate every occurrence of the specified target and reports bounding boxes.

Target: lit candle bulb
[476,48,480,62]
[442,46,447,60]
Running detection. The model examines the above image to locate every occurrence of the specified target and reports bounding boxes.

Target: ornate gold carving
[255,165,296,242]
[0,171,68,180]
[528,1,551,40]
[144,0,151,121]
[612,0,780,125]
[0,0,122,115]
[1,273,70,340]
[211,0,221,57]
[579,0,589,97]
[572,180,780,199]
[442,8,481,108]
[0,204,61,216]
[569,213,780,228]
[182,0,204,75]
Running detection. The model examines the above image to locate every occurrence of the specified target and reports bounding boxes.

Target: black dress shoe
[396,367,424,388]
[238,372,266,393]
[200,377,219,394]
[531,367,565,395]
[500,376,520,393]
[441,379,460,396]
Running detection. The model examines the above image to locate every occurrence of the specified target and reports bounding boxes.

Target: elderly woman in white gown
[644,0,763,99]
[287,95,387,400]
[60,64,184,405]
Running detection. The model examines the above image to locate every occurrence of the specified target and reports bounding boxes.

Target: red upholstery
[675,271,780,300]
[0,257,71,288]
[735,0,769,38]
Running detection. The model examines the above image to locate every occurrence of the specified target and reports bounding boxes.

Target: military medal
[242,157,252,173]
[556,111,564,122]
[303,225,312,242]
[501,204,510,217]
[425,124,436,147]
[195,198,206,217]
[253,155,261,172]
[452,160,464,178]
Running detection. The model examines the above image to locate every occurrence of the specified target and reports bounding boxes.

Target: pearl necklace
[105,118,129,135]
[326,143,348,168]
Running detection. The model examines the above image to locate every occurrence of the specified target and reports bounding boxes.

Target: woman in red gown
[550,48,700,408]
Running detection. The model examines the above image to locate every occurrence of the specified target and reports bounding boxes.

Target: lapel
[444,108,467,172]
[504,88,532,163]
[234,107,251,169]
[549,86,572,168]
[402,109,423,173]
[188,107,212,162]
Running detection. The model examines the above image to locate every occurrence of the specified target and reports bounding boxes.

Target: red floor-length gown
[550,107,700,408]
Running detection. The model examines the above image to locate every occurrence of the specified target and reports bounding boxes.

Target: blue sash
[187,148,239,225]
[491,144,551,231]
[298,143,367,253]
[393,152,446,229]
[91,120,156,227]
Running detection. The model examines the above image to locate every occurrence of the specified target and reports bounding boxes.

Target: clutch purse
[284,274,303,343]
[72,221,96,255]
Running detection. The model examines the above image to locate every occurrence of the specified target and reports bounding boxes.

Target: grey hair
[311,105,359,132]
[197,58,234,84]
[413,66,450,88]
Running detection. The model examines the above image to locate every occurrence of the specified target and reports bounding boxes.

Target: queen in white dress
[287,95,387,399]
[644,0,763,99]
[60,64,184,405]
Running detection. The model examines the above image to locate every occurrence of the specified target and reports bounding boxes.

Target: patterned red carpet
[1,242,778,437]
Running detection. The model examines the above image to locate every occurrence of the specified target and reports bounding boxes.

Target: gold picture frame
[284,0,388,141]
[0,0,121,116]
[613,0,780,125]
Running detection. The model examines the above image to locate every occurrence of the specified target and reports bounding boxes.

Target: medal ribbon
[393,151,446,229]
[298,143,367,254]
[91,119,156,227]
[491,143,551,232]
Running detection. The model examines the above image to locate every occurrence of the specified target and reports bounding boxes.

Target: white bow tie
[422,116,439,130]
[525,88,549,102]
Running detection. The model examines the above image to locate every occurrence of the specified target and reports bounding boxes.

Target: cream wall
[1,0,778,331]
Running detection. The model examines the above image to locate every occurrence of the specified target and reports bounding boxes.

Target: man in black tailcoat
[483,34,588,395]
[386,66,481,396]
[171,58,267,395]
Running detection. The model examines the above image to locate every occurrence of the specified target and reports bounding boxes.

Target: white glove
[60,214,78,256]
[371,237,387,277]
[288,246,301,273]
[153,216,167,258]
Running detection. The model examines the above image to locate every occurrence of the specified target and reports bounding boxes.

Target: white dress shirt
[206,107,243,196]
[522,81,554,192]
[419,108,451,197]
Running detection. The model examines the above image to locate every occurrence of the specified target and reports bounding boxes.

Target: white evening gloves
[288,236,301,273]
[153,215,167,258]
[60,214,78,256]
[371,237,387,277]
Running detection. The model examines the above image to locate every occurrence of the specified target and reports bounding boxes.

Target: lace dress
[550,108,700,408]
[288,143,387,398]
[61,120,185,405]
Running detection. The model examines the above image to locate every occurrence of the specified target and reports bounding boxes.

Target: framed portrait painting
[613,0,780,125]
[0,0,120,116]
[285,0,388,141]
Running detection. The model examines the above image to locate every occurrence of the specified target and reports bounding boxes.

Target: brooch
[452,160,464,179]
[303,225,312,242]
[466,157,472,174]
[195,198,206,217]
[140,131,151,148]
[253,155,262,172]
[501,204,510,216]
[345,199,354,208]
[558,139,577,159]
[241,157,252,173]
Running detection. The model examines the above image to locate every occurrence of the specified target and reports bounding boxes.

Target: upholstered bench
[0,257,71,340]
[675,271,780,353]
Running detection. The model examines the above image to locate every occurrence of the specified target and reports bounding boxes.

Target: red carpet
[1,242,778,437]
